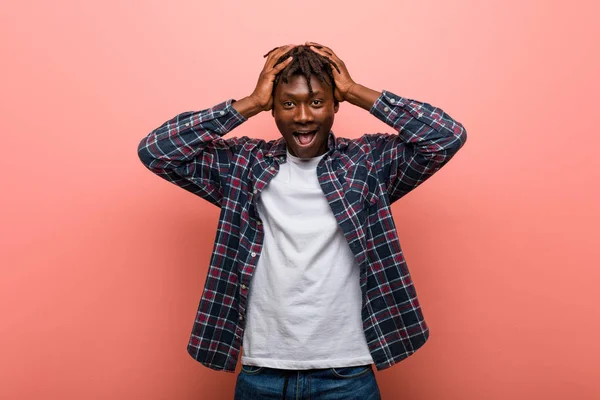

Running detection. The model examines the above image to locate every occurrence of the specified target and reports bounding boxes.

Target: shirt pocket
[345,159,381,210]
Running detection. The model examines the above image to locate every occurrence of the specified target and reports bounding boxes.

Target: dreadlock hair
[264,45,341,105]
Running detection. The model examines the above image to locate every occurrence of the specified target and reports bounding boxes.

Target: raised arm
[308,42,467,203]
[137,101,247,207]
[137,45,295,206]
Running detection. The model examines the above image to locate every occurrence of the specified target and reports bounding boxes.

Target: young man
[138,42,467,399]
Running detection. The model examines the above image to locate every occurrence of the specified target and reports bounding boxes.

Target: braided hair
[264,45,340,104]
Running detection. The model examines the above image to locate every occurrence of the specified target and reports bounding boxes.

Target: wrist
[248,94,267,112]
[345,83,381,111]
[233,95,264,119]
[344,83,359,103]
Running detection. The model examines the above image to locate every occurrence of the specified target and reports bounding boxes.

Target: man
[138,42,467,399]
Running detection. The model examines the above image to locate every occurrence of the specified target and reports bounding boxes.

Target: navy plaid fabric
[137,90,467,372]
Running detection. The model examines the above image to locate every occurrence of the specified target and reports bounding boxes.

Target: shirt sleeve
[365,90,468,203]
[137,99,248,207]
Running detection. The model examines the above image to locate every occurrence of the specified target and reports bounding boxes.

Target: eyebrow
[281,90,324,97]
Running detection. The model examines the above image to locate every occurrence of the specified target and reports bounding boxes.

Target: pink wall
[2,1,598,399]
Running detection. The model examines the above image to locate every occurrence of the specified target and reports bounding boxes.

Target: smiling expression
[273,74,339,159]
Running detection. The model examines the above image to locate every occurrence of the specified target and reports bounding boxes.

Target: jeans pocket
[331,364,372,379]
[240,365,265,375]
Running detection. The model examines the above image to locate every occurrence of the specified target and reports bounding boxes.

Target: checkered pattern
[137,90,467,372]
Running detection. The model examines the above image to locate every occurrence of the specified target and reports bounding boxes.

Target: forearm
[137,100,249,206]
[371,91,467,154]
[346,84,382,111]
[367,91,467,202]
[137,100,245,172]
[347,85,467,153]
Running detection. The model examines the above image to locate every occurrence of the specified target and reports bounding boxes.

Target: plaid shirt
[138,90,467,372]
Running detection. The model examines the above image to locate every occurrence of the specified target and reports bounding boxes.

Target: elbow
[437,122,467,160]
[137,137,155,168]
[457,121,467,145]
[452,121,468,153]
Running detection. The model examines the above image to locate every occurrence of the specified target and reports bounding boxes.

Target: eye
[312,99,323,106]
[283,101,294,108]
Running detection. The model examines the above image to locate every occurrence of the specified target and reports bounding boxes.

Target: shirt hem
[240,355,374,370]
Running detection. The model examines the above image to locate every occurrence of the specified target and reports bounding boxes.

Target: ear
[334,102,339,113]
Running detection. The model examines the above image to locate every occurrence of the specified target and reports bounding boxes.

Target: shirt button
[257,220,262,225]
[241,284,247,290]
[418,113,424,118]
[390,98,396,104]
[251,252,256,257]
[239,314,244,320]
[253,189,257,194]
[220,111,225,116]
[185,123,189,126]
[384,107,389,112]
[269,167,276,172]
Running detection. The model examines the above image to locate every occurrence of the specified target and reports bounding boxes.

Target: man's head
[266,45,340,158]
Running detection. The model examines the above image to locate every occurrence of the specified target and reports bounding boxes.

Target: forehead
[275,75,332,97]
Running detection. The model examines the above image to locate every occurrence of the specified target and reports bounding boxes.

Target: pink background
[2,0,599,399]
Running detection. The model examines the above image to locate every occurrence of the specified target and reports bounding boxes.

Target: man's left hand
[306,41,357,103]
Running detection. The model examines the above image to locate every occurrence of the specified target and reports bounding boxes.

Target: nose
[293,104,314,124]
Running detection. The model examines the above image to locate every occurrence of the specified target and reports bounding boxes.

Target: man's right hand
[233,45,295,119]
[250,44,295,111]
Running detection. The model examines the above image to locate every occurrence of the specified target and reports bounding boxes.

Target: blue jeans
[234,364,382,400]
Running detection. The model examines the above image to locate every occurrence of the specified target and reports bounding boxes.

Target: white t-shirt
[241,150,373,369]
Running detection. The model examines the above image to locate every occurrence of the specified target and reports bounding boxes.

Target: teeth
[295,131,316,145]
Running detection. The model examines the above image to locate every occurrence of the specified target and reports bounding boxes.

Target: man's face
[273,74,339,159]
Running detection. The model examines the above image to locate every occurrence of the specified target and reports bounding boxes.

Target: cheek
[274,115,291,136]
[272,112,284,127]
[316,109,335,125]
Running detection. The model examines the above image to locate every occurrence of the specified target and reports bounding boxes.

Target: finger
[265,44,293,57]
[308,44,337,60]
[271,56,293,73]
[308,45,339,64]
[267,44,295,61]
[265,45,295,69]
[306,41,326,48]
[264,46,289,65]
[306,41,334,55]
[307,45,342,75]
[308,45,330,55]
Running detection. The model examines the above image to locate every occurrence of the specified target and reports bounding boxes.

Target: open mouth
[292,130,318,146]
